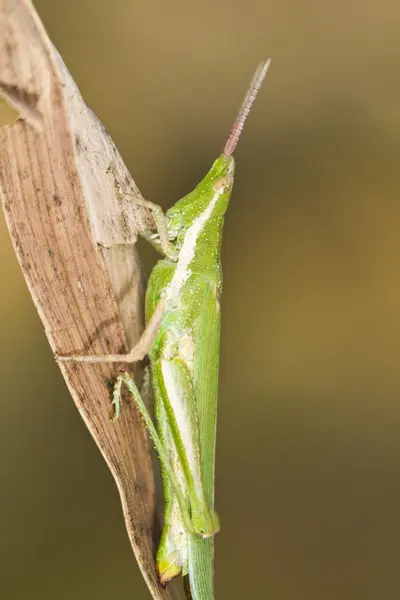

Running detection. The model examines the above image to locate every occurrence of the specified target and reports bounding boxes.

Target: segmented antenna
[223,58,271,156]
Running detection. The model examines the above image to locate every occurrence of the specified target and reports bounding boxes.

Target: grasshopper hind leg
[111,364,152,421]
[113,368,188,584]
[113,372,194,535]
[111,374,124,420]
[155,380,189,584]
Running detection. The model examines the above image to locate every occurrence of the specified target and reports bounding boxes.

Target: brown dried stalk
[0,1,183,599]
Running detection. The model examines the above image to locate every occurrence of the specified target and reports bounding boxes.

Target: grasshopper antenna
[224,58,271,156]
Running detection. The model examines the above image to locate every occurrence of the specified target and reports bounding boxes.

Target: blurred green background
[1,1,400,598]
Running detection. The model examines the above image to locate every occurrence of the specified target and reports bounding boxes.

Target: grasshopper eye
[212,174,233,194]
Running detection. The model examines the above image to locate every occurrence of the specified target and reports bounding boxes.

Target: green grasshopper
[59,59,270,599]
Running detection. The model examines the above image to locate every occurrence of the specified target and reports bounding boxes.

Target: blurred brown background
[1,1,400,598]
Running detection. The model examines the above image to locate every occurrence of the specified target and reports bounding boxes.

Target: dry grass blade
[0,1,183,599]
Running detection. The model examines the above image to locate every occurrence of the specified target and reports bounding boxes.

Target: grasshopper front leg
[134,198,178,260]
[111,176,178,260]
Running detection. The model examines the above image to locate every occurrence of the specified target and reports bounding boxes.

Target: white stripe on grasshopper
[160,359,203,499]
[169,459,189,571]
[166,189,221,302]
[178,333,195,370]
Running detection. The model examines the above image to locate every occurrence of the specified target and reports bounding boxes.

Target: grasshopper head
[166,60,270,241]
[203,152,236,214]
[166,153,235,238]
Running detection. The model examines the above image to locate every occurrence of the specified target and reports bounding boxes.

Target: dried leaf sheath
[0,2,183,599]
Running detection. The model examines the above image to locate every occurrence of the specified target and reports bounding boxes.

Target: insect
[59,59,270,600]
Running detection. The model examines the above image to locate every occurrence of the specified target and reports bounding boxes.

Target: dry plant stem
[58,298,167,363]
[0,2,183,599]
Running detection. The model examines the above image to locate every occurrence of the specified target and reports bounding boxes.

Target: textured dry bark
[0,2,182,599]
